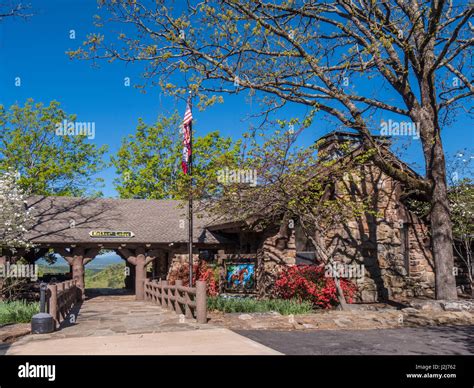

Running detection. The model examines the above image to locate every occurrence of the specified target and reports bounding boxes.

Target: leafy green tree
[112,112,240,199]
[0,99,108,196]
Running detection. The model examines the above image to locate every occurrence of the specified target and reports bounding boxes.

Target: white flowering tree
[448,152,473,296]
[0,170,34,253]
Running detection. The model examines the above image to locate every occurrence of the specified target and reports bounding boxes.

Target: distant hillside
[85,263,126,289]
[37,252,123,269]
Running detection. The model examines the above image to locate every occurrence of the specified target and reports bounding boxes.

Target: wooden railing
[47,279,80,328]
[144,279,207,324]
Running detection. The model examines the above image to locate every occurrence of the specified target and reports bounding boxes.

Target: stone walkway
[51,291,212,338]
[0,289,279,355]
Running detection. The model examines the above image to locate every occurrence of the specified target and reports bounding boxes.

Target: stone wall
[161,167,436,303]
[323,165,435,302]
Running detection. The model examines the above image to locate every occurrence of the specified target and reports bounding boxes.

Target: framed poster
[225,260,256,293]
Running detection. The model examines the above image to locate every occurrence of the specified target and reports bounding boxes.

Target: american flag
[181,99,193,175]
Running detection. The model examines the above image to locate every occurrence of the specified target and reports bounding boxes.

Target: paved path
[4,329,280,355]
[237,325,474,355]
[0,290,279,355]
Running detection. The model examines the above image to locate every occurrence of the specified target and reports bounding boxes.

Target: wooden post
[161,280,167,307]
[175,280,184,315]
[196,280,207,324]
[167,284,173,310]
[156,280,162,306]
[48,284,58,329]
[135,254,146,301]
[70,250,86,300]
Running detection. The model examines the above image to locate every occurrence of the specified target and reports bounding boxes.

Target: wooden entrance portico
[49,245,168,301]
[6,195,232,301]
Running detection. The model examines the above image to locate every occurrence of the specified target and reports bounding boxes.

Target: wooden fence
[144,279,207,324]
[47,279,80,328]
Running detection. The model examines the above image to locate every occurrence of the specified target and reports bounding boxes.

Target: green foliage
[111,112,240,199]
[85,263,126,288]
[0,300,39,324]
[207,296,313,315]
[0,99,108,196]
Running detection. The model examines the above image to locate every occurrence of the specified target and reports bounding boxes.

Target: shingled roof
[25,196,225,245]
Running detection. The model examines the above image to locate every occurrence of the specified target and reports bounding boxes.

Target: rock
[334,317,352,328]
[440,302,463,312]
[440,301,474,312]
[401,308,419,314]
[238,314,253,321]
[302,323,316,329]
[409,300,443,311]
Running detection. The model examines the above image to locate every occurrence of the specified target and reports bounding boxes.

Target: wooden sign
[89,231,135,238]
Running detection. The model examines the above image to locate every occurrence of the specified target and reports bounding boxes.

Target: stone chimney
[316,131,390,161]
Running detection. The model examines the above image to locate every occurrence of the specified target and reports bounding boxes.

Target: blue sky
[1,0,472,198]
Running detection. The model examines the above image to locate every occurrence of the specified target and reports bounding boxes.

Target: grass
[207,296,313,315]
[0,300,40,324]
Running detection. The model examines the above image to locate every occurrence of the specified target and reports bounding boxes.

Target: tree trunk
[431,156,457,300]
[419,115,458,300]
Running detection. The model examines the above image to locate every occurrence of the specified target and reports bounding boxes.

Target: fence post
[156,280,162,306]
[47,284,58,329]
[196,280,207,324]
[185,289,193,319]
[175,280,184,315]
[167,284,173,310]
[161,281,167,308]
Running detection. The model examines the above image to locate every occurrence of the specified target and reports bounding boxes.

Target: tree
[450,179,473,296]
[0,99,108,197]
[0,1,31,21]
[447,151,474,296]
[207,129,376,304]
[70,1,473,300]
[0,169,34,251]
[112,112,240,199]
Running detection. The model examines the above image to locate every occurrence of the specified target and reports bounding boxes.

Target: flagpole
[188,91,194,287]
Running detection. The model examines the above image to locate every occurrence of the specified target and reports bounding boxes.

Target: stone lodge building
[0,132,440,303]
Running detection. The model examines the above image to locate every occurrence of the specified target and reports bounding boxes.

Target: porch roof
[25,196,226,245]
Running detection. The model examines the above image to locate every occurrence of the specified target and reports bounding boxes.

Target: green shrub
[0,300,40,324]
[207,296,313,315]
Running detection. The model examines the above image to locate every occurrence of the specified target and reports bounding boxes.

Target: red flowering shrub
[274,265,357,309]
[195,261,219,297]
[171,261,219,297]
